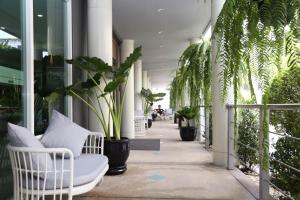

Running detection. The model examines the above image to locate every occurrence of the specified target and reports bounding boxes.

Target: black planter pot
[148,119,152,128]
[174,113,177,124]
[180,127,196,141]
[104,137,130,175]
[178,118,183,129]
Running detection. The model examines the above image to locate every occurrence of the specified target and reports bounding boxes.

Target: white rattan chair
[7,132,108,200]
[134,115,146,136]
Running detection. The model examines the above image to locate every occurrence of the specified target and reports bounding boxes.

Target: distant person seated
[155,105,165,116]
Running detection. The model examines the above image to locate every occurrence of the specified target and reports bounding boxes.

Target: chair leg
[97,177,104,186]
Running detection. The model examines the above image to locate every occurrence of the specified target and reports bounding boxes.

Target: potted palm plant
[64,47,142,175]
[176,106,198,141]
[140,88,165,128]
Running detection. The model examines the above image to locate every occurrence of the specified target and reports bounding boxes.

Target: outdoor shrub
[269,66,300,199]
[237,109,259,172]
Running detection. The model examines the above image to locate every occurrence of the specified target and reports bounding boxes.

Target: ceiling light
[37,14,44,18]
[0,26,5,30]
[158,31,163,35]
[157,8,165,13]
[160,45,164,48]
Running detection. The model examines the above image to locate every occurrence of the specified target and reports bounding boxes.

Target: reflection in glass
[0,0,23,198]
[34,0,65,134]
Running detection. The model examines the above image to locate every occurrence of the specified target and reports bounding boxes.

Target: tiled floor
[75,120,255,200]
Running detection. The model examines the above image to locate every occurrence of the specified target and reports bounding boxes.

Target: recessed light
[157,8,165,13]
[0,26,5,30]
[37,14,44,18]
[158,31,163,35]
[160,45,165,48]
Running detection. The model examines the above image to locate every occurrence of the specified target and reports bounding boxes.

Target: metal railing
[226,104,300,200]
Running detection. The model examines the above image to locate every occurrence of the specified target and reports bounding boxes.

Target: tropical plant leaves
[176,106,198,121]
[104,77,125,93]
[66,57,112,73]
[140,88,166,115]
[170,38,211,112]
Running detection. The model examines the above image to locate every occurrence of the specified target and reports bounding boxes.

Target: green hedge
[269,66,300,199]
[237,109,259,172]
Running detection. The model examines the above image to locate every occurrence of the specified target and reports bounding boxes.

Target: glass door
[33,0,67,135]
[0,0,24,198]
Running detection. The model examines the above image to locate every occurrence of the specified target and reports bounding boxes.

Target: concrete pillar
[121,40,135,139]
[134,59,143,112]
[211,0,227,167]
[147,77,151,90]
[190,37,203,142]
[142,70,148,89]
[87,0,112,133]
[189,37,201,45]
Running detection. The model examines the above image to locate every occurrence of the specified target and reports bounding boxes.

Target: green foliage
[169,38,211,110]
[0,42,21,70]
[176,106,198,127]
[214,0,300,102]
[214,0,299,173]
[237,109,259,171]
[140,88,166,116]
[271,138,300,199]
[60,46,142,140]
[269,66,300,198]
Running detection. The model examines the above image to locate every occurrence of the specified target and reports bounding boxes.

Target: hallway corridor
[75,120,255,200]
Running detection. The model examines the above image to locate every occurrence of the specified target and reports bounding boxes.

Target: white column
[142,70,148,89]
[147,77,151,90]
[134,59,143,112]
[211,0,227,167]
[190,37,201,45]
[121,40,135,139]
[87,0,112,133]
[190,37,203,142]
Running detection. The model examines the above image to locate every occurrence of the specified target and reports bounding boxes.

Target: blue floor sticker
[148,174,165,181]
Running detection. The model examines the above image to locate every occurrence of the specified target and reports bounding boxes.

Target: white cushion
[24,154,108,189]
[7,123,53,174]
[41,110,89,158]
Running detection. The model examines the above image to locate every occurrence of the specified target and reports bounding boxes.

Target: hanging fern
[170,38,211,111]
[213,0,300,171]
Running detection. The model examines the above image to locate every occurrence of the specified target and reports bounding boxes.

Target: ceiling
[112,0,211,89]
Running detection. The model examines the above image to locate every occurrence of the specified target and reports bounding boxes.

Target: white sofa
[7,132,108,200]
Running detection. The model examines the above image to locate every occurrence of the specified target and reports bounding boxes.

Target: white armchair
[7,132,108,200]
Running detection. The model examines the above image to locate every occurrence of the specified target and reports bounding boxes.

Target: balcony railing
[199,104,300,200]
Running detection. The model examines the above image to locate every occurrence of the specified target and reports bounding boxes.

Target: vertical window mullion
[21,0,34,133]
[64,0,73,119]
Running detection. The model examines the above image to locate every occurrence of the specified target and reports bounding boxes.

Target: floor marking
[148,174,165,181]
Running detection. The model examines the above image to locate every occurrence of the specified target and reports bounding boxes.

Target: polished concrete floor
[75,120,255,200]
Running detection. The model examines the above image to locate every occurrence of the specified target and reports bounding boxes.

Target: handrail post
[227,106,234,170]
[259,107,270,200]
[205,107,210,150]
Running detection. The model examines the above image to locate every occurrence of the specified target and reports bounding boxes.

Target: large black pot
[148,119,152,128]
[174,113,177,124]
[180,127,196,141]
[104,137,130,175]
[178,118,183,129]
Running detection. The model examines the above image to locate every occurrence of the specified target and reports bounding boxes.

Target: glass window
[0,0,23,198]
[34,0,65,134]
